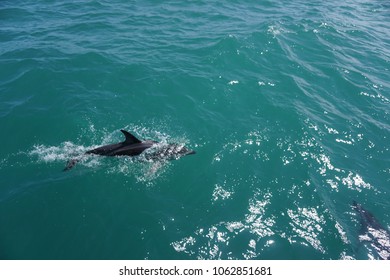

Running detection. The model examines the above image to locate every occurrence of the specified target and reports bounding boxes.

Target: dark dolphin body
[64,130,195,171]
[352,201,390,260]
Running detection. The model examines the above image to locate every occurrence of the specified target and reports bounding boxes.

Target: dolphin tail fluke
[63,158,79,171]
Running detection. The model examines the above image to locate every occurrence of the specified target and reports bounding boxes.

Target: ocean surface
[0,0,389,260]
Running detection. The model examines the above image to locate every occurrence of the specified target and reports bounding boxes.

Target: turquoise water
[1,0,389,260]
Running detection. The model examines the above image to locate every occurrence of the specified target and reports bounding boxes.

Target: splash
[28,125,192,184]
[29,142,90,163]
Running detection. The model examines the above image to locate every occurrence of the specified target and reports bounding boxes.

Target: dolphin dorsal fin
[120,130,142,144]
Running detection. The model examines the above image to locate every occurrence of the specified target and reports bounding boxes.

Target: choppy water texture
[0,0,389,260]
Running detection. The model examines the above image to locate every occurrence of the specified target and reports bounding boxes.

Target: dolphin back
[353,201,390,260]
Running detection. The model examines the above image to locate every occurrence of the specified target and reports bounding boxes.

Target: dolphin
[352,200,390,260]
[64,129,195,171]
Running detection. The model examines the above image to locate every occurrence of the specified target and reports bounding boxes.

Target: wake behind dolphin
[64,130,195,171]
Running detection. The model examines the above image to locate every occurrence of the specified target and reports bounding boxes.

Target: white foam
[228,80,239,85]
[29,142,89,163]
[212,184,233,201]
